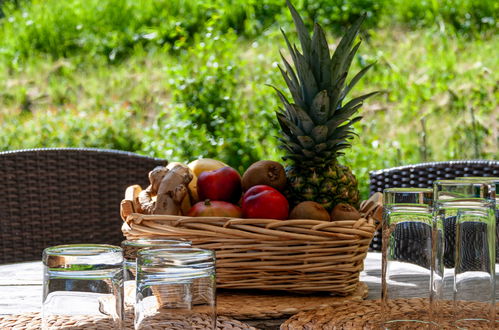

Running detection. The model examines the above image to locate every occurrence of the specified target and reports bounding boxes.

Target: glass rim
[383,187,433,194]
[455,177,499,183]
[138,247,213,257]
[383,187,433,206]
[121,238,192,248]
[433,179,496,200]
[433,179,492,186]
[43,244,122,256]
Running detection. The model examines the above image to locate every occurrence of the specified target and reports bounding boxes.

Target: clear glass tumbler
[135,248,216,330]
[453,208,496,328]
[456,177,499,262]
[381,187,434,329]
[121,238,191,309]
[433,180,496,327]
[42,244,124,330]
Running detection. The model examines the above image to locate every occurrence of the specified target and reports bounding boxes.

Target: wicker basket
[120,193,381,295]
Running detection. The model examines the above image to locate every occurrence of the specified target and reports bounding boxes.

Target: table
[0,253,387,328]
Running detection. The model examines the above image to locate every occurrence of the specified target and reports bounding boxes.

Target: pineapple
[275,1,378,211]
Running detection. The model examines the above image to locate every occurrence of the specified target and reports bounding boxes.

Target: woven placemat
[217,282,368,320]
[281,298,497,329]
[0,312,257,330]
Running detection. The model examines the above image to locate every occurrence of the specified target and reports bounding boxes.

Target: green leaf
[297,135,315,148]
[343,41,362,75]
[286,0,311,60]
[310,90,329,124]
[310,23,331,91]
[270,85,296,122]
[341,63,376,101]
[302,149,315,158]
[328,72,347,115]
[276,112,305,137]
[311,125,328,143]
[293,45,318,106]
[293,104,315,133]
[314,142,327,153]
[280,51,300,89]
[330,14,366,89]
[281,29,298,71]
[278,57,305,109]
[341,91,379,112]
[326,103,363,131]
[327,117,362,139]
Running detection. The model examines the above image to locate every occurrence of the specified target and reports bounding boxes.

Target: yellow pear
[187,158,227,202]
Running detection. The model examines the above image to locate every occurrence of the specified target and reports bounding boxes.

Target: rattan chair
[368,160,499,251]
[0,148,166,264]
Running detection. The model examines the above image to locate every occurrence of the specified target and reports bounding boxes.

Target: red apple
[241,185,289,220]
[187,200,242,218]
[197,166,242,203]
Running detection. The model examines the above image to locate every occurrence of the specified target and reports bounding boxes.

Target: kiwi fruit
[330,203,361,221]
[241,160,286,191]
[289,201,330,221]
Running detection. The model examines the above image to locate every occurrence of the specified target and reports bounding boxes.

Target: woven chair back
[368,160,499,251]
[0,148,166,264]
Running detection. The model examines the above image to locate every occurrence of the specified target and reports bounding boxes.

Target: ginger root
[138,166,169,214]
[166,162,192,215]
[138,164,193,215]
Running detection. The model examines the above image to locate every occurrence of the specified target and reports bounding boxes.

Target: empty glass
[42,244,123,330]
[135,248,216,330]
[121,238,191,308]
[433,180,496,327]
[456,177,499,261]
[453,208,496,328]
[381,188,434,329]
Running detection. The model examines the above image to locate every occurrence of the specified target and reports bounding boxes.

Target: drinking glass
[135,248,216,330]
[381,187,434,329]
[432,180,496,327]
[42,244,123,330]
[121,238,191,308]
[453,208,495,328]
[456,177,499,261]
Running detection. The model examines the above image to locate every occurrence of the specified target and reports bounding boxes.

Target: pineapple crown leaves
[273,0,379,165]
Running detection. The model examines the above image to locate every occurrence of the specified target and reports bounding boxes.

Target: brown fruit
[330,203,361,220]
[289,201,330,221]
[241,160,287,192]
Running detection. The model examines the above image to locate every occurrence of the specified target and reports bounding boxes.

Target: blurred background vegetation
[0,0,497,198]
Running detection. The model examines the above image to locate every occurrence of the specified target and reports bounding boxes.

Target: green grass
[0,0,498,199]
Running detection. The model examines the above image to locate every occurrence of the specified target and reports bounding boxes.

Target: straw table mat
[281,298,498,329]
[217,282,368,320]
[0,312,256,330]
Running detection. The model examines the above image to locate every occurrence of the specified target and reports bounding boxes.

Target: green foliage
[0,0,498,200]
[0,0,496,66]
[0,106,143,151]
[294,0,386,31]
[142,31,281,174]
[391,0,498,34]
[0,0,284,64]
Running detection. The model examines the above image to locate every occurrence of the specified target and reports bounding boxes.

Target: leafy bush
[392,0,498,34]
[0,106,143,151]
[142,31,281,174]
[1,0,496,66]
[0,0,284,64]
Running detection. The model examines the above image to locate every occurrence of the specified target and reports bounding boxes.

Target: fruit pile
[123,157,361,222]
[188,159,289,220]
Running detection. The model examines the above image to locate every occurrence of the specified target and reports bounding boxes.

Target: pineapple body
[286,163,359,211]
